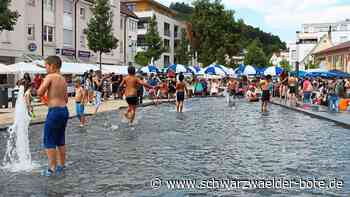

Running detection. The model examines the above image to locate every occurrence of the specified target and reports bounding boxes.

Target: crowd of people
[13,55,350,177]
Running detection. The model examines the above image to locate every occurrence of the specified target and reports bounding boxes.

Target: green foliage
[170,2,194,21]
[280,59,292,72]
[305,60,319,70]
[135,52,149,66]
[244,39,268,67]
[86,0,118,69]
[175,29,191,65]
[189,0,285,67]
[190,0,241,67]
[144,15,166,64]
[0,0,19,32]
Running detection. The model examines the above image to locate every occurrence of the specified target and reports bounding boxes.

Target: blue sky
[159,0,350,43]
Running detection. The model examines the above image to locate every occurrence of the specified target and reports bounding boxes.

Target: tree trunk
[99,51,102,72]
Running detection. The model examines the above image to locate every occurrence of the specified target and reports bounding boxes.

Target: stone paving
[271,98,350,128]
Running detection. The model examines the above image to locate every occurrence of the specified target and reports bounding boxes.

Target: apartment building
[120,2,139,66]
[121,0,186,67]
[289,19,350,70]
[0,0,123,65]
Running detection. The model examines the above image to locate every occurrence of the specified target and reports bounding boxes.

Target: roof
[314,40,350,55]
[120,2,139,19]
[121,0,177,16]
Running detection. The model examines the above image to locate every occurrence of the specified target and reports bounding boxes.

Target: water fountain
[2,86,35,172]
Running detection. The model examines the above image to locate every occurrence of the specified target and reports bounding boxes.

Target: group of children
[36,56,188,176]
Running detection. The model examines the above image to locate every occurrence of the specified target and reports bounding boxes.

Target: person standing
[37,56,69,177]
[93,71,102,114]
[111,73,119,100]
[75,78,86,127]
[176,74,188,113]
[260,75,272,112]
[303,77,313,104]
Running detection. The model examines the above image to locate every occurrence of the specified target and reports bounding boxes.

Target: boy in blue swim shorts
[37,56,69,176]
[75,78,86,127]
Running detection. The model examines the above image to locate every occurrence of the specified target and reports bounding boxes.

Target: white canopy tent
[0,63,15,74]
[7,62,46,74]
[100,65,128,75]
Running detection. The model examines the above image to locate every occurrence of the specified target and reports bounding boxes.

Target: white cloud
[222,0,347,28]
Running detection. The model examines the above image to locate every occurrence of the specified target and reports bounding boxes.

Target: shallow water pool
[0,97,349,196]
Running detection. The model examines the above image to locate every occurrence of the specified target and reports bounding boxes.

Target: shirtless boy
[176,74,188,113]
[37,56,69,176]
[120,66,154,125]
[260,75,272,112]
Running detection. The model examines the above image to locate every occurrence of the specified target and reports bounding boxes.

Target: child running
[120,66,154,125]
[176,74,188,113]
[37,56,69,177]
[260,75,272,112]
[75,78,86,127]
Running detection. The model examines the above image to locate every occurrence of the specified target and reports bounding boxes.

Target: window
[63,0,72,14]
[164,23,170,37]
[44,0,54,11]
[127,3,136,11]
[120,41,124,53]
[80,7,85,19]
[164,55,170,66]
[63,29,73,46]
[27,0,35,6]
[291,50,297,61]
[27,24,35,40]
[164,39,170,52]
[80,35,85,47]
[43,25,54,42]
[174,25,178,38]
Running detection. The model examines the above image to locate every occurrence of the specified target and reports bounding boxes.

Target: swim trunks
[126,96,138,105]
[75,102,85,119]
[289,85,297,94]
[44,107,69,149]
[176,92,185,101]
[261,90,270,102]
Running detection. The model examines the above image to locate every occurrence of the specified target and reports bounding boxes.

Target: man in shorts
[120,66,154,125]
[37,56,69,176]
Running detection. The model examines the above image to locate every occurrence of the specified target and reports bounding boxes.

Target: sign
[28,43,37,52]
[56,48,60,54]
[61,49,75,56]
[78,50,91,58]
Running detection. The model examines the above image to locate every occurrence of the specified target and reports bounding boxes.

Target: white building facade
[290,19,350,70]
[122,0,186,67]
[0,0,123,65]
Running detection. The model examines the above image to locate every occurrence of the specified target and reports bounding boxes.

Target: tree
[170,2,193,21]
[0,0,19,32]
[305,60,319,70]
[86,0,118,70]
[144,15,165,64]
[135,52,148,66]
[175,29,191,65]
[244,39,268,67]
[280,59,292,72]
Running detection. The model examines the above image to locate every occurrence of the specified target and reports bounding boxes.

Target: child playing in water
[260,75,272,112]
[120,66,154,125]
[75,78,86,127]
[176,74,188,113]
[37,56,69,177]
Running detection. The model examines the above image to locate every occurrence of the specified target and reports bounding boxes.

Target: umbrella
[329,69,350,78]
[264,66,283,76]
[140,65,159,74]
[188,66,202,75]
[168,64,187,73]
[203,64,227,76]
[235,64,256,75]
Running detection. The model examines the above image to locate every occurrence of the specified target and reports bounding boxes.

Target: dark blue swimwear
[44,107,69,149]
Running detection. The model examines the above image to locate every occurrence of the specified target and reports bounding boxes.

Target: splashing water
[2,86,37,172]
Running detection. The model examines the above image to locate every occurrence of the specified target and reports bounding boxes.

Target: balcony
[164,30,171,37]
